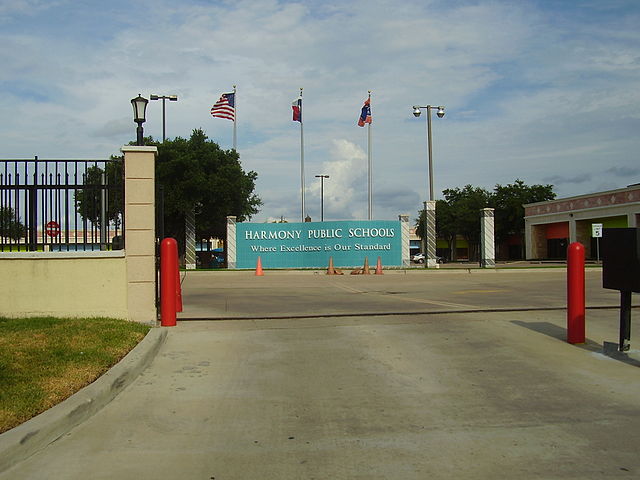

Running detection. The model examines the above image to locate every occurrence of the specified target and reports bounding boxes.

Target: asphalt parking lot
[177,266,625,319]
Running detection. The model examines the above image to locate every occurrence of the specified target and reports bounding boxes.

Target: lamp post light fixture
[315,174,330,221]
[131,94,149,146]
[412,104,445,268]
[150,94,178,142]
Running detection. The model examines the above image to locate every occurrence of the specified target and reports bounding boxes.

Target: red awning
[546,222,569,239]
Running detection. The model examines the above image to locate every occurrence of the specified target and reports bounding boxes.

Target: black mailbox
[602,228,640,293]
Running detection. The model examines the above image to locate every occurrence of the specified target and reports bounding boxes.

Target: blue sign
[235,220,402,269]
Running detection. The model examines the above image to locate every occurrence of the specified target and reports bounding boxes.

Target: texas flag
[358,98,372,127]
[292,97,302,122]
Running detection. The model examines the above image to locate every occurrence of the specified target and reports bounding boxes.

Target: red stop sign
[45,221,60,237]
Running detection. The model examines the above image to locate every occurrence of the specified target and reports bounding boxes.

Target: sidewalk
[1,309,639,479]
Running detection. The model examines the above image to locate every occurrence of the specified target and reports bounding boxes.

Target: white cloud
[305,139,367,220]
[0,0,638,222]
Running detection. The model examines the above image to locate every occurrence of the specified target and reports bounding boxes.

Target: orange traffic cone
[327,256,335,275]
[327,256,344,275]
[363,257,371,274]
[255,256,264,276]
[375,256,383,275]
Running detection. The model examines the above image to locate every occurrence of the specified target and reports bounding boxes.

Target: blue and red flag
[292,96,302,122]
[358,98,372,127]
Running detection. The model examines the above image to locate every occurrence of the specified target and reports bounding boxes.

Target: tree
[491,179,555,258]
[415,200,456,260]
[74,159,123,229]
[416,186,491,261]
[78,131,262,254]
[417,180,555,262]
[415,205,427,251]
[0,206,24,240]
[154,129,261,251]
[434,199,457,260]
[443,186,492,261]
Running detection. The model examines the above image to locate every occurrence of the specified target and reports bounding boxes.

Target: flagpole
[232,85,237,151]
[300,87,305,221]
[367,90,372,220]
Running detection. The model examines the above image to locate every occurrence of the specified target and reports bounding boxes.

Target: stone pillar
[480,208,495,268]
[227,216,237,269]
[524,220,533,259]
[185,209,196,270]
[399,214,410,268]
[575,220,591,258]
[534,224,547,259]
[569,217,577,244]
[425,200,437,268]
[122,146,158,323]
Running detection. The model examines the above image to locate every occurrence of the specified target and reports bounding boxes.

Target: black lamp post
[131,94,149,146]
[150,94,178,142]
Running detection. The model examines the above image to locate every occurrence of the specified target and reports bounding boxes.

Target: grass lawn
[0,317,150,433]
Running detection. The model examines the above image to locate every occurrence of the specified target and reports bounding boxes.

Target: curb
[0,327,168,474]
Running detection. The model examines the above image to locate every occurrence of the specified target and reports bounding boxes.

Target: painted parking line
[452,289,507,295]
[394,296,478,309]
[330,281,477,309]
[330,282,368,294]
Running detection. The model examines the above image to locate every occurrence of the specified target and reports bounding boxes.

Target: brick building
[524,184,640,260]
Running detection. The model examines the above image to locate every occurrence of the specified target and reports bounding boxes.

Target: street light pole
[150,94,178,142]
[426,107,434,201]
[315,175,329,221]
[412,104,445,268]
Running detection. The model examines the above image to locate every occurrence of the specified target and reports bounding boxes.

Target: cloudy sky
[1,0,639,223]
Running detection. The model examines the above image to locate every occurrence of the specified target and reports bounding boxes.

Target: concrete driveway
[2,268,639,479]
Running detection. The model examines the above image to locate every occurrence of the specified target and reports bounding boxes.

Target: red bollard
[567,242,585,344]
[160,238,178,327]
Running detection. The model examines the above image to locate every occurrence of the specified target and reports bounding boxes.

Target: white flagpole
[300,87,305,221]
[233,85,237,151]
[367,90,372,220]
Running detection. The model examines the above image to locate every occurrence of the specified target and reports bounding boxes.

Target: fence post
[176,253,183,313]
[27,186,37,251]
[100,170,107,250]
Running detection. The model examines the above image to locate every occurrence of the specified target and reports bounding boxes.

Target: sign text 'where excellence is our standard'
[235,220,403,269]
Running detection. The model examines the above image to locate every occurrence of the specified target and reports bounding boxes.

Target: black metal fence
[0,157,124,252]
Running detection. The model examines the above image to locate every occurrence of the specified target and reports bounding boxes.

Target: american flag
[211,93,235,121]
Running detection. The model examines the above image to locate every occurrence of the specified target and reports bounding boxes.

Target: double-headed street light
[412,104,445,268]
[315,174,330,221]
[412,105,444,201]
[131,94,149,146]
[150,94,178,142]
